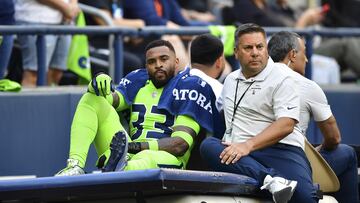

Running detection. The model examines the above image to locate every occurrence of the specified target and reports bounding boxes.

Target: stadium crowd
[0,0,360,85]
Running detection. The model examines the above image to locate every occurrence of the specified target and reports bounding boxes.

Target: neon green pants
[69,93,183,170]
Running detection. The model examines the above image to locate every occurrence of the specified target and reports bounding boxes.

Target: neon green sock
[69,97,98,168]
[69,93,125,168]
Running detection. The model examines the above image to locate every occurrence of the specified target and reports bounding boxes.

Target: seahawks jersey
[128,80,175,141]
[115,68,225,139]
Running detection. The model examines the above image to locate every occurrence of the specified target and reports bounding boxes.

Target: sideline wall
[0,87,98,177]
[0,85,359,177]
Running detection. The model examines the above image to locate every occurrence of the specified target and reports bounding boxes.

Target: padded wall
[0,87,98,177]
[0,85,359,177]
[307,85,360,145]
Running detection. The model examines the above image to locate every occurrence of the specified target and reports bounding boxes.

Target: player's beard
[149,66,176,88]
[149,72,171,88]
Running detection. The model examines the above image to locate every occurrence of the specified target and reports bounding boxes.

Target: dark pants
[320,144,359,203]
[314,37,360,77]
[200,137,319,203]
[0,35,13,78]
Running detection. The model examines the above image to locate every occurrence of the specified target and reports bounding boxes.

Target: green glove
[0,79,21,92]
[88,73,114,96]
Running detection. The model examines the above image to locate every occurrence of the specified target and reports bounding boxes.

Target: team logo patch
[151,91,158,98]
[250,84,261,95]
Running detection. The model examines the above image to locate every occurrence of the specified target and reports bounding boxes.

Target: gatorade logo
[78,56,90,69]
[172,88,212,114]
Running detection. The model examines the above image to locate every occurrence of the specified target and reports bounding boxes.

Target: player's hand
[88,73,114,96]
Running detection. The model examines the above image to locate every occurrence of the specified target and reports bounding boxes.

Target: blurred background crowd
[1,0,360,87]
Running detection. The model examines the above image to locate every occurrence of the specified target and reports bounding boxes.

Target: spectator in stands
[177,0,209,13]
[267,0,325,28]
[123,0,193,71]
[200,23,319,203]
[126,0,233,77]
[321,0,360,27]
[15,0,80,86]
[314,0,360,80]
[56,39,222,176]
[176,0,216,25]
[268,31,359,203]
[0,0,15,79]
[215,0,342,84]
[224,0,323,28]
[124,0,189,27]
[207,0,233,25]
[79,0,145,76]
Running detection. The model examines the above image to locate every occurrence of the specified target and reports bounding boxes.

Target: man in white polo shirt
[268,31,359,203]
[200,23,319,203]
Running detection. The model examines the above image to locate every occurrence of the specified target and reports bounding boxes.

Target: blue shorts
[16,21,71,71]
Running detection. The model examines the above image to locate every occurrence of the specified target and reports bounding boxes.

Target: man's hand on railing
[88,73,114,97]
[63,0,81,23]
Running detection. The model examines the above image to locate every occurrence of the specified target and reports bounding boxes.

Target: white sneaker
[55,159,85,176]
[260,175,297,203]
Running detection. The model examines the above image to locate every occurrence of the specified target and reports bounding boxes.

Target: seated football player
[56,39,223,175]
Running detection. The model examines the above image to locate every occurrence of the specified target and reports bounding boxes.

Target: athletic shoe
[260,175,298,203]
[102,131,128,172]
[55,159,85,176]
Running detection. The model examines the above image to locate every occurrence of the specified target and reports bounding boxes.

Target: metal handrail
[0,25,139,85]
[1,25,360,85]
[3,25,359,37]
[78,3,114,26]
[78,3,117,80]
[0,25,138,35]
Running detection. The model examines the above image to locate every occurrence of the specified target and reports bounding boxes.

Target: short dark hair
[235,23,266,46]
[268,31,301,62]
[145,39,176,55]
[190,34,224,66]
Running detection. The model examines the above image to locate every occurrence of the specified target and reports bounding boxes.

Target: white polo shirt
[15,0,69,24]
[277,63,332,135]
[190,68,224,110]
[222,58,305,149]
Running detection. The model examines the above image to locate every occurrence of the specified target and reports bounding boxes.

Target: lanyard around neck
[230,80,255,123]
